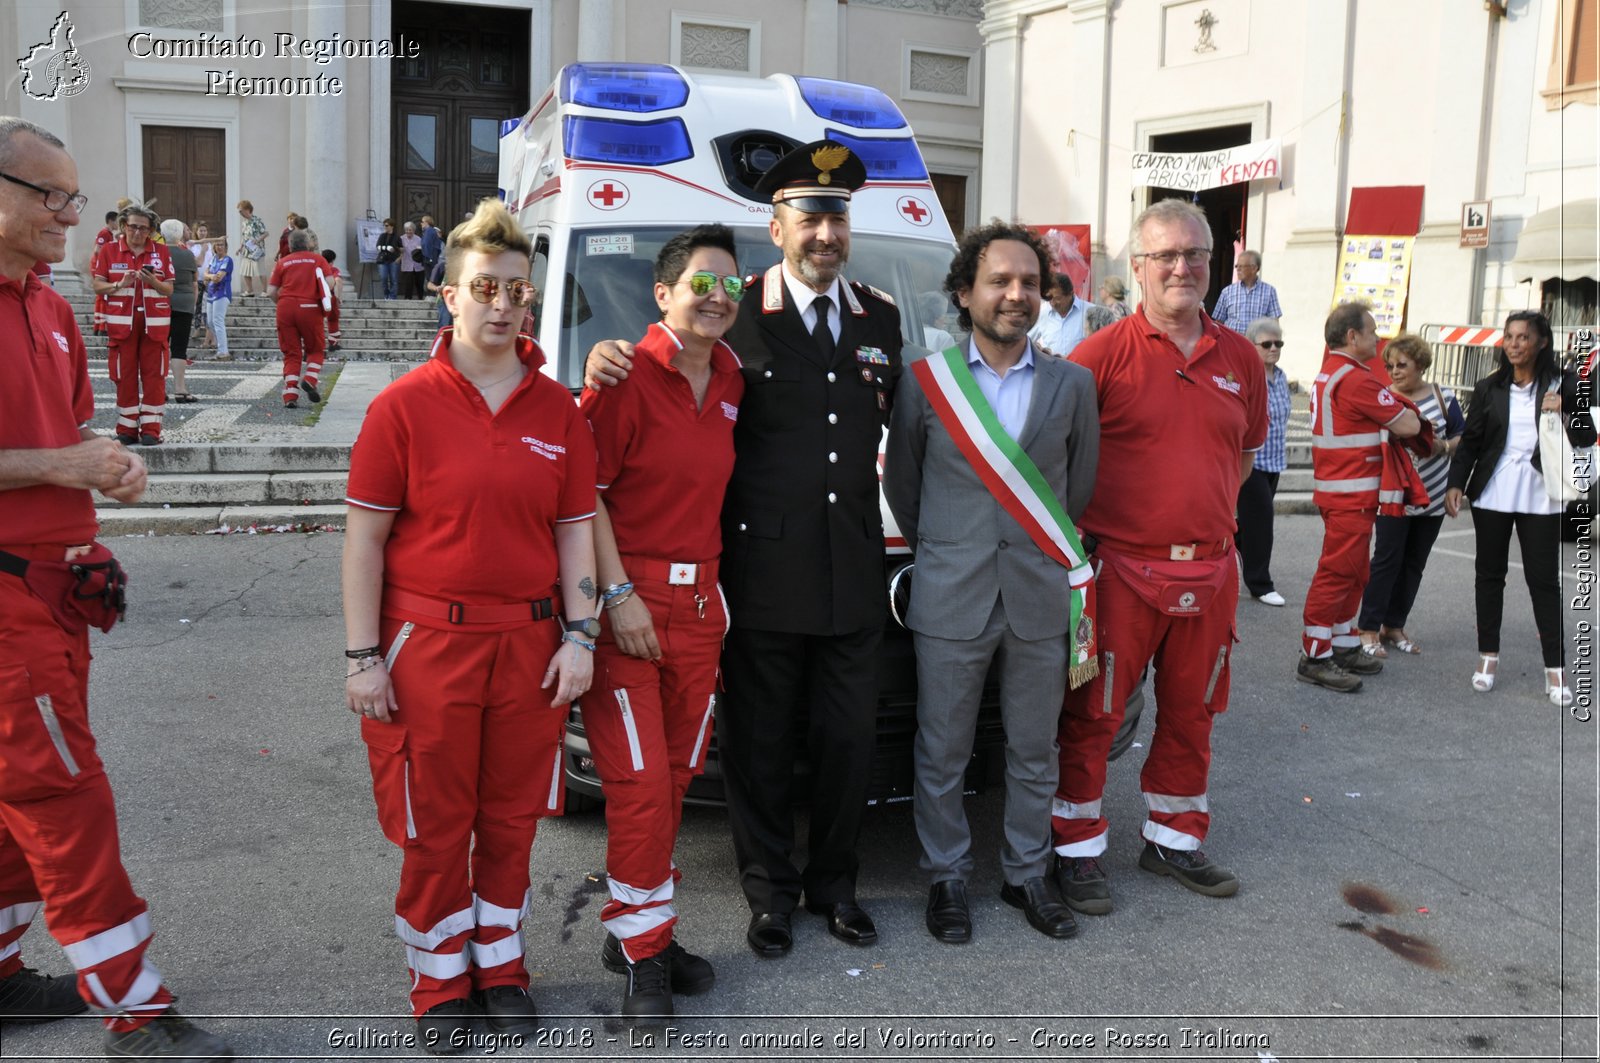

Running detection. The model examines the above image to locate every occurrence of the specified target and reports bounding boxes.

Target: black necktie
[811,294,835,362]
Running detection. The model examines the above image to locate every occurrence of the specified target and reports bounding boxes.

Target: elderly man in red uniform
[1051,199,1266,910]
[0,117,231,1059]
[1297,302,1422,692]
[91,200,174,446]
[268,228,332,409]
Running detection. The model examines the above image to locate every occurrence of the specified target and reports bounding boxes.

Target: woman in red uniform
[578,225,745,1020]
[90,200,173,445]
[342,198,597,1054]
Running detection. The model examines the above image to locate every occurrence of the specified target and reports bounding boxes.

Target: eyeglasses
[124,223,151,232]
[464,275,537,306]
[0,170,88,214]
[1134,248,1211,269]
[1256,340,1285,349]
[675,271,745,302]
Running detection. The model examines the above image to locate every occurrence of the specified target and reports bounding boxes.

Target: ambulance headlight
[561,63,690,113]
[823,130,928,181]
[563,115,694,165]
[796,77,907,130]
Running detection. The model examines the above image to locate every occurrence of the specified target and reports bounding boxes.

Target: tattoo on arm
[579,576,596,600]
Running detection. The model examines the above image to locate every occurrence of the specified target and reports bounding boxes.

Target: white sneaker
[1256,591,1286,607]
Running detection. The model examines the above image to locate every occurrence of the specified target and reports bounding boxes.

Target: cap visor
[776,195,852,214]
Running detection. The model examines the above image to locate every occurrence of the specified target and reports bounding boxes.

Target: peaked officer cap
[753,140,866,214]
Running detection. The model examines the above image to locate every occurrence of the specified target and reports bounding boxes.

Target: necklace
[472,365,523,392]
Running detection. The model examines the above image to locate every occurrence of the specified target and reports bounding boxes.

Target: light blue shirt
[1026,296,1089,357]
[966,339,1035,439]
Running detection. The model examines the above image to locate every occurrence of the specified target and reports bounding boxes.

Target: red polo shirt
[0,267,97,545]
[346,332,596,614]
[1070,306,1267,546]
[579,322,744,562]
[269,251,329,306]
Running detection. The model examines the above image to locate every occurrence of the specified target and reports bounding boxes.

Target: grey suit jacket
[883,345,1099,641]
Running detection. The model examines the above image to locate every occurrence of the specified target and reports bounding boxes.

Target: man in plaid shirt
[1210,250,1281,330]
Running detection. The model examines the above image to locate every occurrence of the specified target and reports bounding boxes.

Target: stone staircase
[52,271,444,363]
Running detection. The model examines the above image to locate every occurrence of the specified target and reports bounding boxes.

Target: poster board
[354,218,385,265]
[1332,235,1414,339]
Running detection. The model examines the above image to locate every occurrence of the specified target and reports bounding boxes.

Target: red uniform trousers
[1053,548,1239,855]
[0,549,174,1032]
[106,330,168,442]
[1301,507,1377,658]
[363,613,567,1017]
[276,303,326,404]
[585,567,724,963]
[325,296,341,342]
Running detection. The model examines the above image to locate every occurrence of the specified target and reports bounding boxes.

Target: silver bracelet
[562,632,596,652]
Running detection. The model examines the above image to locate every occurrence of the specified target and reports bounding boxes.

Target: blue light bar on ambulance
[561,64,690,113]
[823,130,928,181]
[563,115,694,166]
[796,77,907,130]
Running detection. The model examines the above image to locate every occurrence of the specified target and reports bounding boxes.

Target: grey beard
[794,249,845,288]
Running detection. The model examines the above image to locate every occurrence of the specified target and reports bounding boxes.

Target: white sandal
[1546,668,1573,708]
[1472,654,1498,693]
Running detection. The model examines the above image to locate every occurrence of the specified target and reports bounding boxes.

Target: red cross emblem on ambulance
[589,180,630,210]
[897,195,932,227]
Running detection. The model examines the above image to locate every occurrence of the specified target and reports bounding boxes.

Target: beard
[790,244,846,288]
[972,305,1034,346]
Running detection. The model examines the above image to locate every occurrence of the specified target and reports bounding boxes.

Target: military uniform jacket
[720,263,903,635]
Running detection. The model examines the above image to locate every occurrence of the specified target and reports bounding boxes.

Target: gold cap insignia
[812,144,850,186]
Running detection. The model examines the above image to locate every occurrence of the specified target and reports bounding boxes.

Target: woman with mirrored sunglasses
[576,225,746,1020]
[343,198,597,1048]
[1234,317,1292,607]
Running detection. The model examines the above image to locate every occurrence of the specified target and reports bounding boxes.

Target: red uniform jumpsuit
[1053,309,1267,855]
[345,331,596,1017]
[577,323,743,962]
[1302,351,1407,658]
[91,226,112,334]
[268,251,331,405]
[323,264,341,345]
[0,268,176,1032]
[91,237,173,442]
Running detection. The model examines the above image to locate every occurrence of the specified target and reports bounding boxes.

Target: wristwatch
[565,617,602,639]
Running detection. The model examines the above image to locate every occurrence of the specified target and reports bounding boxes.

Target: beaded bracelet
[602,581,634,603]
[604,590,635,611]
[345,656,386,679]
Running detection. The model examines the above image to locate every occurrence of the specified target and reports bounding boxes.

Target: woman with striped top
[1358,334,1464,657]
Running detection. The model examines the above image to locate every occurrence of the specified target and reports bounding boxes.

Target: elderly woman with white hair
[159,219,200,404]
[399,220,425,298]
[1234,316,1292,606]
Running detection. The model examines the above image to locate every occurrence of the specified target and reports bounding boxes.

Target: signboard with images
[1332,235,1414,339]
[354,218,386,264]
[1027,224,1092,301]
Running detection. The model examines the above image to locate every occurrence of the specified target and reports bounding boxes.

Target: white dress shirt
[966,339,1035,439]
[781,266,842,344]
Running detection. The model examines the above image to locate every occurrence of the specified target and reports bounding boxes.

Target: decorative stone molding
[904,44,979,106]
[855,0,983,20]
[139,0,223,33]
[671,13,761,76]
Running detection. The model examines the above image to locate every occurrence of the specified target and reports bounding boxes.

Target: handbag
[1538,409,1595,503]
[410,248,424,263]
[0,544,128,635]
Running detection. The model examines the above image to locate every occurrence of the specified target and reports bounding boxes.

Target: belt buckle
[1169,544,1195,561]
[668,562,697,585]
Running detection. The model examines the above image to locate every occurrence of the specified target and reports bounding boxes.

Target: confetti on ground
[1303,796,1314,803]
[1417,907,1430,914]
[1345,792,1361,797]
[845,968,861,977]
[179,618,191,624]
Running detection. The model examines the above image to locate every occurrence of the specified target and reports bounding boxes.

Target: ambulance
[498,63,1142,807]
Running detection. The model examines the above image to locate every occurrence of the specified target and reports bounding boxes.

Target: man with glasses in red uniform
[1051,198,1267,911]
[0,116,231,1060]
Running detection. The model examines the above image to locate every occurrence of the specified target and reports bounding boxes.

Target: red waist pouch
[0,543,129,635]
[1099,547,1233,618]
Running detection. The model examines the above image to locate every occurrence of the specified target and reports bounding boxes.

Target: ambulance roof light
[796,77,907,130]
[561,64,690,113]
[824,129,928,181]
[563,115,694,166]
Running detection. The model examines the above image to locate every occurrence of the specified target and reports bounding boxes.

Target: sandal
[1546,668,1573,708]
[1380,627,1421,655]
[1358,631,1387,659]
[1472,653,1498,693]
[174,392,198,404]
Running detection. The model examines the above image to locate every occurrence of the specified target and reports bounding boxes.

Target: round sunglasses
[674,271,745,302]
[464,276,538,307]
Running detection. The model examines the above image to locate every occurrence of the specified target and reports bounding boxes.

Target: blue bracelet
[602,581,634,602]
[562,632,596,652]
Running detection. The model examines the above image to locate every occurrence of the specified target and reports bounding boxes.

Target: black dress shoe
[924,880,971,944]
[1000,876,1079,939]
[746,911,792,957]
[804,901,878,946]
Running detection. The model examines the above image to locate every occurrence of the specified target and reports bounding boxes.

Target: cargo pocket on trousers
[360,717,415,845]
[1202,623,1240,713]
[0,665,82,802]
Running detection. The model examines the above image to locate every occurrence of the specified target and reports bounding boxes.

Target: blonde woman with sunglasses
[576,225,745,1020]
[342,198,597,1052]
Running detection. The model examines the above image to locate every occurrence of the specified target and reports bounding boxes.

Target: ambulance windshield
[544,226,962,386]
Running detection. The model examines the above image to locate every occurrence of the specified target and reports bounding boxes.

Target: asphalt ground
[0,516,1595,1062]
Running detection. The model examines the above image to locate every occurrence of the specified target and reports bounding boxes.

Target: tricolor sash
[912,346,1099,687]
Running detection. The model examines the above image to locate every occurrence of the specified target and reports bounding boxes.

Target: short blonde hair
[444,198,531,286]
[1385,332,1433,373]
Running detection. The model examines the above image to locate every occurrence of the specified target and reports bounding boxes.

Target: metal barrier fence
[1419,323,1594,410]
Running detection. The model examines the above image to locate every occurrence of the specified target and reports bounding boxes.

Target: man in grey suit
[883,222,1099,943]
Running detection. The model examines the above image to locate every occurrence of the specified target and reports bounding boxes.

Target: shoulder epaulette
[853,281,895,306]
